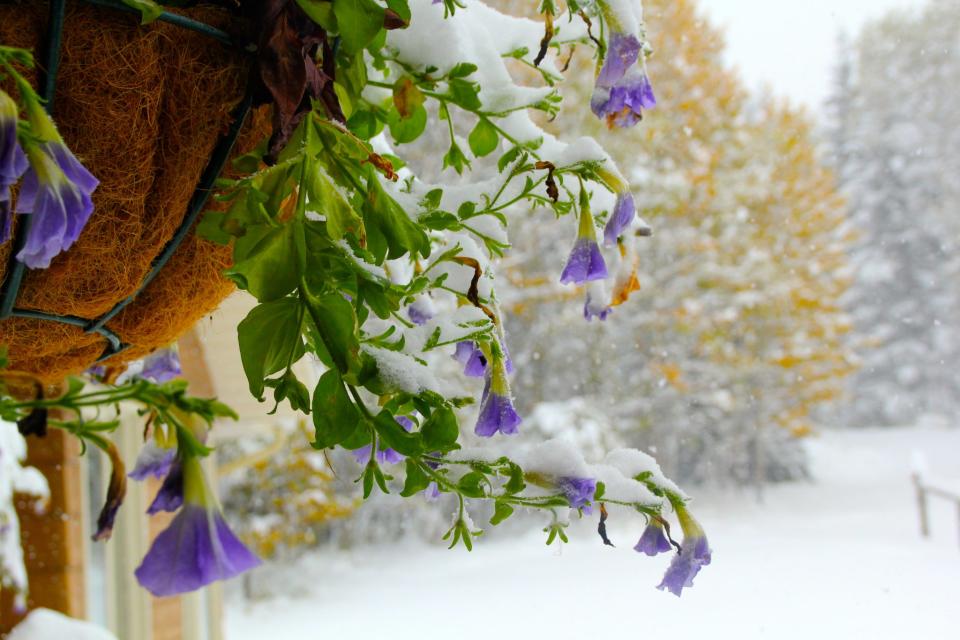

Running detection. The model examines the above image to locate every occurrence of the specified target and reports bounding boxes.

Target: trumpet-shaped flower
[560,201,607,285]
[14,144,94,268]
[603,191,636,246]
[135,456,260,597]
[0,90,27,242]
[634,518,672,556]
[557,476,596,511]
[590,10,656,129]
[657,506,711,596]
[352,416,414,465]
[475,351,521,437]
[407,297,435,326]
[147,460,184,515]
[140,348,182,383]
[14,96,98,267]
[584,281,613,321]
[454,339,514,377]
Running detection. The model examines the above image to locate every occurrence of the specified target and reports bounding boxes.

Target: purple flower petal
[407,299,434,325]
[596,32,642,89]
[455,341,487,377]
[557,476,596,510]
[14,140,97,268]
[129,441,176,482]
[591,72,657,129]
[0,92,27,243]
[140,349,182,383]
[135,503,260,597]
[634,520,673,556]
[147,461,184,515]
[560,238,608,285]
[583,291,612,321]
[474,387,521,437]
[603,191,636,246]
[657,511,711,596]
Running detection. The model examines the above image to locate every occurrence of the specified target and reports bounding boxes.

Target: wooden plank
[0,427,86,634]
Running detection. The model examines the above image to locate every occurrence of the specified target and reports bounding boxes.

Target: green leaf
[392,77,425,119]
[311,370,360,448]
[458,471,487,498]
[238,298,306,400]
[400,459,430,496]
[304,165,362,241]
[490,501,514,525]
[121,0,163,24]
[227,220,305,302]
[296,0,337,29]
[363,168,431,262]
[468,118,499,158]
[373,410,423,457]
[272,370,311,414]
[447,78,482,111]
[449,62,478,78]
[443,142,470,174]
[387,104,427,144]
[420,406,459,452]
[303,291,361,375]
[333,0,385,54]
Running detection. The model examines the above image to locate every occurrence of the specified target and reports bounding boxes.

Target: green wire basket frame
[0,0,253,364]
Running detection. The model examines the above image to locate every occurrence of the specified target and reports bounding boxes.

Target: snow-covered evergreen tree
[830,0,960,426]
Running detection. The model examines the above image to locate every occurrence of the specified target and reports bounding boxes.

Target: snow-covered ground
[225,426,959,640]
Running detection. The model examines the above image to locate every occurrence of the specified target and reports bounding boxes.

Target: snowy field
[225,427,959,640]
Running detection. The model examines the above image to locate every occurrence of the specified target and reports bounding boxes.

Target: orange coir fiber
[0,1,267,390]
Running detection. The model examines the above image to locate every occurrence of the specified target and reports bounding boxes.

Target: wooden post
[0,425,86,634]
[913,473,929,538]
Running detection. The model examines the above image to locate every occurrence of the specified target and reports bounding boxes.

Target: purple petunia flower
[407,297,435,326]
[0,90,27,243]
[591,70,656,129]
[596,31,641,88]
[424,481,441,500]
[557,476,596,511]
[352,416,414,465]
[603,191,636,246]
[135,456,260,597]
[584,282,613,321]
[634,519,673,556]
[454,340,487,377]
[139,348,182,383]
[657,507,711,596]
[474,353,521,437]
[128,440,176,482]
[454,339,514,377]
[560,208,608,285]
[147,460,184,515]
[14,144,95,269]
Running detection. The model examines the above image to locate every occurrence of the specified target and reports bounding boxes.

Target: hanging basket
[0,0,267,391]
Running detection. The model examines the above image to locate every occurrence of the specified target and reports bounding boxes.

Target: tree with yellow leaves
[500,0,854,485]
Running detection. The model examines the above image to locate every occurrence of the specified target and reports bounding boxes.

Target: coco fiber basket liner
[0,0,267,389]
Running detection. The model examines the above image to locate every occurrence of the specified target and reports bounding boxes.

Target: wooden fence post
[0,424,87,636]
[912,473,929,538]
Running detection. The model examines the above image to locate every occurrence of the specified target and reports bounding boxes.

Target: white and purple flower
[591,28,656,129]
[657,506,711,596]
[474,345,521,437]
[557,476,596,511]
[139,348,182,383]
[634,518,673,556]
[560,202,607,285]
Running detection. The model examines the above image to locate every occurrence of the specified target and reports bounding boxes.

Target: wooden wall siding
[0,427,86,636]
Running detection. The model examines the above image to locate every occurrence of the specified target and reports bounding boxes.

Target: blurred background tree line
[220,0,960,561]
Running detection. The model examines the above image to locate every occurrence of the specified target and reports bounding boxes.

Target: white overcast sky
[696,0,927,111]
